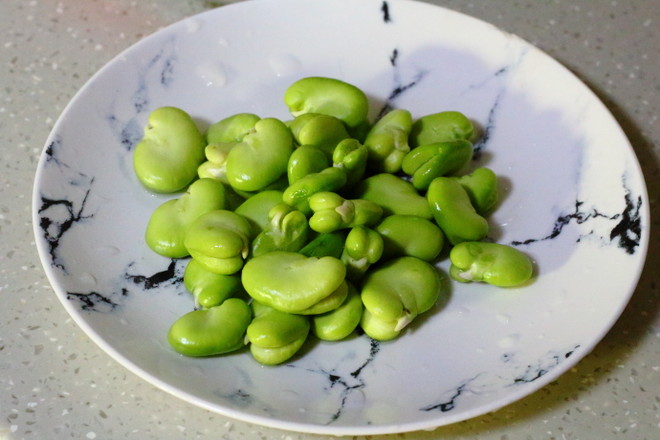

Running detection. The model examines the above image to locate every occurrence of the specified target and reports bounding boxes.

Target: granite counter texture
[0,0,657,439]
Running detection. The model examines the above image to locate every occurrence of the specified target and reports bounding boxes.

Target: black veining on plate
[381,1,391,23]
[133,36,177,113]
[43,135,65,166]
[124,259,185,290]
[389,48,398,67]
[472,87,504,160]
[284,338,380,424]
[510,175,643,254]
[65,260,185,312]
[66,289,127,313]
[510,199,604,245]
[38,178,95,271]
[609,180,643,255]
[215,388,254,409]
[377,48,427,119]
[325,338,380,424]
[421,344,580,412]
[420,374,481,413]
[108,114,144,152]
[470,62,520,160]
[509,344,580,385]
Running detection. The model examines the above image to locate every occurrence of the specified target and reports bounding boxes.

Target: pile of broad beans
[132,77,533,365]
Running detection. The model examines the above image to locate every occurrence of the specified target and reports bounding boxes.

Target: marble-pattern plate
[32,0,649,435]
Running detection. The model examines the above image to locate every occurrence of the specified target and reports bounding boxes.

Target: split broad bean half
[134,76,534,366]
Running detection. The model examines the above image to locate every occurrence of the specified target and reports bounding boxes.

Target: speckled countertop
[1,0,657,439]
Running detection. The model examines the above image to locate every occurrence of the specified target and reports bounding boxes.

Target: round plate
[32,0,649,435]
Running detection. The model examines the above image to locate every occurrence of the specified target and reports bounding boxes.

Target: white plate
[32,0,649,435]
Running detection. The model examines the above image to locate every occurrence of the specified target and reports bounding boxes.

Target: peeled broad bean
[246,301,310,365]
[341,225,384,280]
[298,230,347,259]
[401,139,473,190]
[184,210,252,275]
[282,166,347,215]
[449,241,533,287]
[133,106,206,193]
[294,280,349,315]
[138,76,538,367]
[284,76,369,130]
[453,167,499,215]
[360,256,443,341]
[410,111,474,147]
[332,138,368,189]
[363,109,412,174]
[427,177,489,245]
[250,203,309,256]
[287,145,329,185]
[312,282,363,341]
[197,141,234,184]
[198,113,261,183]
[206,113,260,144]
[308,192,382,234]
[145,178,228,258]
[183,258,242,309]
[167,298,252,357]
[288,113,350,159]
[241,251,346,314]
[354,173,432,219]
[376,214,444,262]
[233,190,284,237]
[226,117,293,192]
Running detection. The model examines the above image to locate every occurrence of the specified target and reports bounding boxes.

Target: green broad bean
[145,178,228,258]
[298,230,347,259]
[234,174,289,200]
[401,139,474,190]
[241,251,346,314]
[249,339,308,366]
[133,106,206,193]
[282,166,347,215]
[427,177,489,245]
[197,145,247,210]
[246,301,310,366]
[332,138,368,189]
[206,113,260,144]
[294,280,349,315]
[312,282,363,341]
[341,226,384,281]
[184,258,242,309]
[453,167,499,215]
[287,145,329,185]
[250,203,309,257]
[197,141,233,184]
[376,214,445,262]
[308,192,383,234]
[360,256,443,341]
[184,210,252,275]
[225,117,293,192]
[449,241,534,287]
[353,173,432,219]
[363,109,412,174]
[409,111,474,147]
[288,113,350,159]
[233,190,283,237]
[137,76,539,367]
[167,297,252,357]
[284,76,369,130]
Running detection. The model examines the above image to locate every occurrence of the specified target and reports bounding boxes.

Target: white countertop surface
[1,0,657,438]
